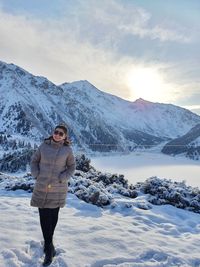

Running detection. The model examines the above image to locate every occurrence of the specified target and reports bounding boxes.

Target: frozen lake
[91,152,200,188]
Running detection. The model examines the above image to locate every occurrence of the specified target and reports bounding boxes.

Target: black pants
[38,207,60,246]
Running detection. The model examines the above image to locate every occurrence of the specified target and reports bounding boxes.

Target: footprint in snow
[0,240,68,267]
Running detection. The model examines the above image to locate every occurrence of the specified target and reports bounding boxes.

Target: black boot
[43,243,54,266]
[43,243,56,257]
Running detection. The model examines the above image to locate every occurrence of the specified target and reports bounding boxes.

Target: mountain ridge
[0,60,200,153]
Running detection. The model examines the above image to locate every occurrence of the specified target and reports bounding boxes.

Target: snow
[0,153,200,266]
[91,151,200,187]
[1,191,200,267]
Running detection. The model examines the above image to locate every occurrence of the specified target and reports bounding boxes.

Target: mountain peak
[60,80,93,87]
[134,98,153,105]
[71,80,95,88]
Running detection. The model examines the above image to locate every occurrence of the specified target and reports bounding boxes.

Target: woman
[30,123,76,266]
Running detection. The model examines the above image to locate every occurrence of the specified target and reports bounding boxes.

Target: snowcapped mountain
[0,60,200,152]
[60,82,200,139]
[162,123,200,160]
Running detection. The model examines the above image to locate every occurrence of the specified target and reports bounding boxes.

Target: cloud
[0,0,199,111]
[71,0,192,44]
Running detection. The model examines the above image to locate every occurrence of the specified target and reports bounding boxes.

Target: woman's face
[53,127,66,142]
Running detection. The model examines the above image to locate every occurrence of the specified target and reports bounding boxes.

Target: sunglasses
[54,130,65,137]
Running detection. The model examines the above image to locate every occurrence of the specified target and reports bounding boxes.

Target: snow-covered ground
[0,152,200,267]
[0,190,200,267]
[91,151,200,187]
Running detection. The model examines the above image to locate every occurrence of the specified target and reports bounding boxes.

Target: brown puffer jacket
[30,138,76,208]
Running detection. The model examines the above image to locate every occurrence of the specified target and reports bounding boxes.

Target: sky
[0,0,200,114]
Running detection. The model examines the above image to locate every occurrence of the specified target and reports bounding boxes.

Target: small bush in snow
[137,177,200,213]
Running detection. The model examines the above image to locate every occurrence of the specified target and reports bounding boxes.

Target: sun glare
[126,67,168,101]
